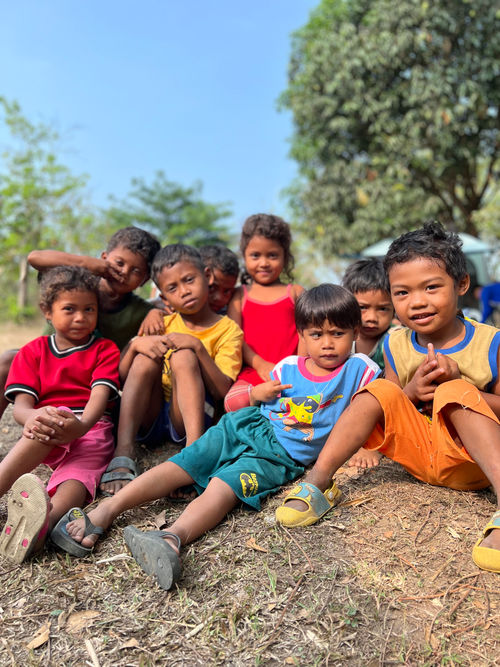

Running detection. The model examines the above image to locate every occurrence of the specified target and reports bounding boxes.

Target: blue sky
[0,1,317,232]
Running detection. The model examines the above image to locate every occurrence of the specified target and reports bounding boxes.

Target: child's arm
[164,332,233,399]
[227,288,243,327]
[249,379,292,405]
[28,250,107,276]
[137,309,167,336]
[28,249,125,286]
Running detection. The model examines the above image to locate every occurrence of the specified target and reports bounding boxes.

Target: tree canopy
[0,97,90,315]
[282,0,500,253]
[103,171,232,247]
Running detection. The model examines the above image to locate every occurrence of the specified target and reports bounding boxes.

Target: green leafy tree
[0,97,91,316]
[103,171,232,247]
[282,0,500,253]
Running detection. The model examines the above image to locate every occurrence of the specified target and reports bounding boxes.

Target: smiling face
[243,235,285,286]
[299,319,358,375]
[156,260,209,315]
[101,244,149,295]
[354,289,394,341]
[44,289,98,349]
[389,258,469,347]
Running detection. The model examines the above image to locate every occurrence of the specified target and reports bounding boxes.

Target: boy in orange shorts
[276,222,500,573]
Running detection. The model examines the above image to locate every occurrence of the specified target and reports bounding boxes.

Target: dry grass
[1,408,498,666]
[0,325,498,665]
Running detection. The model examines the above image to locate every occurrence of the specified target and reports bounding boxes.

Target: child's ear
[353,326,360,341]
[458,274,470,296]
[101,251,108,260]
[204,266,213,283]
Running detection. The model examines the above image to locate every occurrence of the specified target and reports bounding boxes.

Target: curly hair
[39,266,100,311]
[107,226,160,269]
[239,213,294,283]
[384,221,467,284]
[199,245,239,277]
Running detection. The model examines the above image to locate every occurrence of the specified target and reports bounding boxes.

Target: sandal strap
[67,507,104,537]
[156,530,182,550]
[100,470,137,484]
[105,456,138,474]
[284,481,335,516]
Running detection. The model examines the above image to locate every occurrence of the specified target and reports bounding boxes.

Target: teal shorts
[169,406,304,510]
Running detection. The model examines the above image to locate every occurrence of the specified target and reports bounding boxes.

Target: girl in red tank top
[225,214,304,411]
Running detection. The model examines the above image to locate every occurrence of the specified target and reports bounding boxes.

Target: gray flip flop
[100,456,139,496]
[123,526,181,590]
[50,507,104,557]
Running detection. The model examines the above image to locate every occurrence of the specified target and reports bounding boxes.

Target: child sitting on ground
[276,222,500,574]
[342,258,395,469]
[224,214,304,412]
[144,243,239,325]
[52,284,380,589]
[0,227,160,423]
[99,244,243,496]
[0,267,120,563]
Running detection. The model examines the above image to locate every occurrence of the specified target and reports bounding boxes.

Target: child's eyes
[426,284,440,291]
[392,290,407,297]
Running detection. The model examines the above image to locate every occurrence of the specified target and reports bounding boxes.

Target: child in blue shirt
[52,284,380,590]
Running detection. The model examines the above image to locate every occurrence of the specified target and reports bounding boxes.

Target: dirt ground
[0,325,498,666]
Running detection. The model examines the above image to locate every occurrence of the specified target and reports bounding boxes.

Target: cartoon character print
[276,393,342,442]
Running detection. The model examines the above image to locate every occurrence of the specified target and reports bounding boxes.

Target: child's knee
[131,353,161,377]
[434,379,482,411]
[170,348,198,372]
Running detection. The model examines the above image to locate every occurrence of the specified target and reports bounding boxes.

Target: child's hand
[138,309,166,336]
[404,350,443,404]
[23,407,72,444]
[102,259,127,285]
[250,380,293,405]
[427,344,461,384]
[164,333,201,353]
[132,335,171,361]
[254,359,275,382]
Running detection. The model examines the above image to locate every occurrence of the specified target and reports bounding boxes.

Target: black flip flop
[50,507,104,557]
[123,526,181,590]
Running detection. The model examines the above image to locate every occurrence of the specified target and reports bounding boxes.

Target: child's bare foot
[65,500,115,548]
[169,485,197,502]
[347,447,381,469]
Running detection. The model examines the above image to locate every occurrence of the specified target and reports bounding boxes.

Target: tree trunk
[17,256,28,310]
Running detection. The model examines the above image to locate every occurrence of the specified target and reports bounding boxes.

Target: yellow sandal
[275,479,341,527]
[472,510,500,573]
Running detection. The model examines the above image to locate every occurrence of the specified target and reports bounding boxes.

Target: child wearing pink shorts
[0,265,119,563]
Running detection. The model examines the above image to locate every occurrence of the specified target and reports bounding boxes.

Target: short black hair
[107,226,160,269]
[295,284,361,332]
[384,221,467,284]
[39,266,100,311]
[199,245,239,277]
[151,244,205,286]
[342,258,390,295]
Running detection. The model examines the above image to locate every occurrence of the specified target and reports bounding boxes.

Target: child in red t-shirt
[0,266,120,563]
[224,214,304,411]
